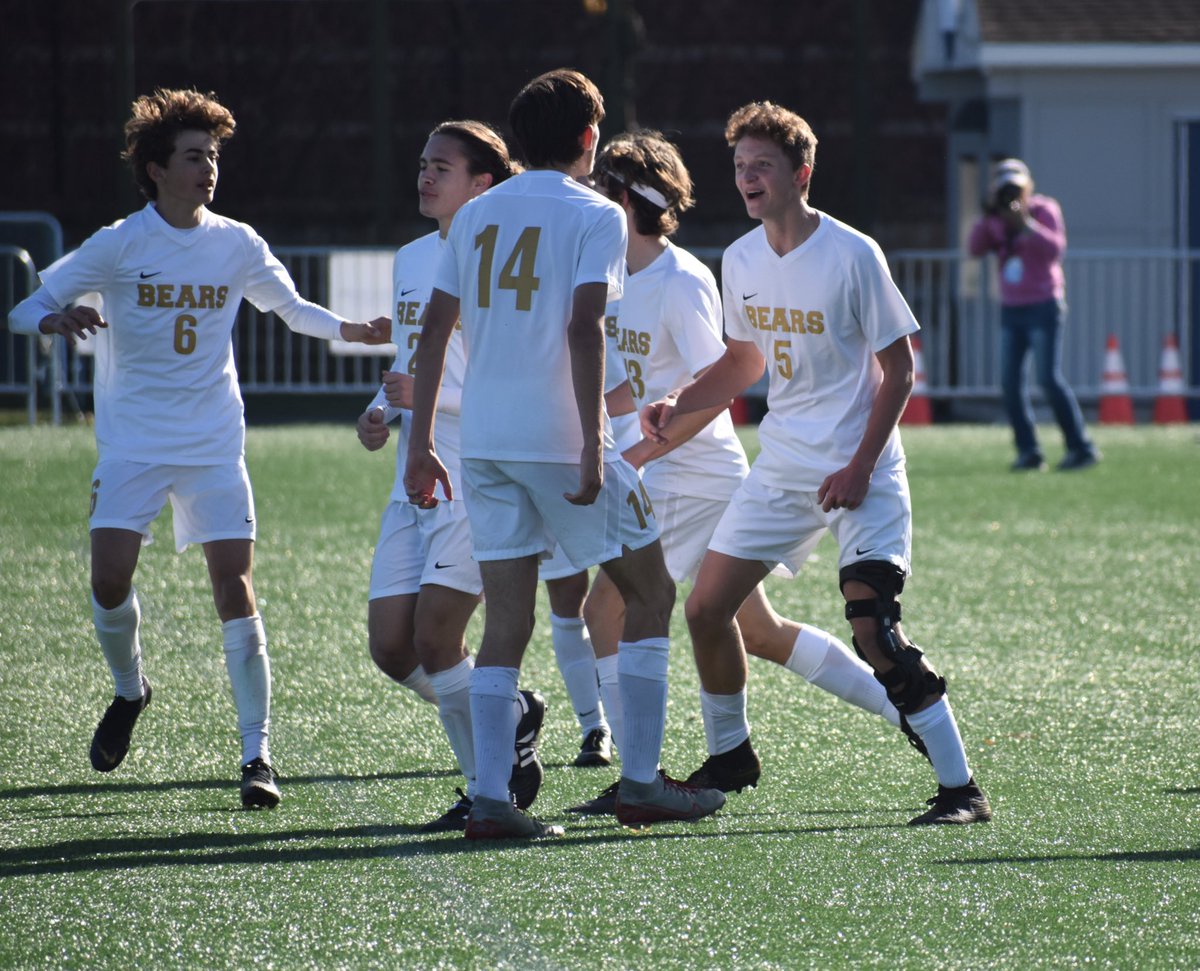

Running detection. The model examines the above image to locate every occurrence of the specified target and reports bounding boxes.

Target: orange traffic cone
[1098,334,1134,425]
[1152,334,1188,424]
[901,336,933,425]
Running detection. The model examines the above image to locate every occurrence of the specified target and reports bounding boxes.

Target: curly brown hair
[724,101,817,186]
[595,130,694,237]
[122,89,236,200]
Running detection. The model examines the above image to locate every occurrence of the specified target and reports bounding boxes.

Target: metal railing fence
[4,245,1197,424]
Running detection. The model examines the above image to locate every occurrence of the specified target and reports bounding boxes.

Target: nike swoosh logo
[434,561,454,569]
[854,546,875,556]
[742,292,757,301]
[245,517,255,524]
[140,271,162,279]
[400,288,417,297]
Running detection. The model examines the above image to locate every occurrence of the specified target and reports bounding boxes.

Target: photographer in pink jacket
[968,159,1099,472]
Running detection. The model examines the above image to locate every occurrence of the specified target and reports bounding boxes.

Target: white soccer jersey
[434,170,626,463]
[369,232,467,504]
[606,242,747,500]
[27,204,342,465]
[722,213,919,490]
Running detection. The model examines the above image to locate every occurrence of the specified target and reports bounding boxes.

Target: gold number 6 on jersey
[174,313,198,355]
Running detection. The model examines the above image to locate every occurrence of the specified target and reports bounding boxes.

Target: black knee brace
[839,560,946,714]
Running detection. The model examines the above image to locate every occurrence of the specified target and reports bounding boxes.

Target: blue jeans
[999,299,1093,458]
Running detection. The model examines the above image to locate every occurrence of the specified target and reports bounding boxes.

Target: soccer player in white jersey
[405,69,725,839]
[7,89,390,809]
[357,120,556,829]
[569,130,927,815]
[643,102,991,825]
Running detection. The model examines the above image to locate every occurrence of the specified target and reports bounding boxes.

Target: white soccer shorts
[369,498,483,600]
[642,487,728,583]
[88,457,255,553]
[708,466,913,579]
[538,541,587,581]
[461,457,659,571]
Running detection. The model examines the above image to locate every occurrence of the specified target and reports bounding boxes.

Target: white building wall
[987,68,1200,249]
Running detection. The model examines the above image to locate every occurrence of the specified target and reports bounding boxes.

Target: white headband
[629,181,669,210]
[604,169,670,210]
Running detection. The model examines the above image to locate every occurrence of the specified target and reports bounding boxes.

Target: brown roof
[977,0,1200,43]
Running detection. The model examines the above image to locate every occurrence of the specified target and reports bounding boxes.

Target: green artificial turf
[1,422,1197,969]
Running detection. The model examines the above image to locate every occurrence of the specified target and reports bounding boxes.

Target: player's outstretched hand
[382,371,414,409]
[564,445,603,506]
[357,407,390,451]
[340,316,392,345]
[404,448,451,508]
[40,307,107,346]
[817,461,871,512]
[640,394,678,446]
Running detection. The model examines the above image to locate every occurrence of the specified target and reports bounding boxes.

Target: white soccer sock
[784,626,901,728]
[468,666,520,802]
[616,638,669,784]
[595,653,623,758]
[400,664,438,705]
[428,657,476,799]
[698,687,750,755]
[222,615,271,766]
[92,590,145,701]
[904,697,971,788]
[550,613,607,736]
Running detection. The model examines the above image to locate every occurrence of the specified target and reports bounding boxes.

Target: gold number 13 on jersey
[474,225,541,311]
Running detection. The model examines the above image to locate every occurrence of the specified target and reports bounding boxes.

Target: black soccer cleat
[422,787,473,832]
[684,737,761,794]
[615,772,726,828]
[89,676,152,772]
[465,796,564,841]
[908,777,992,826]
[573,727,613,768]
[566,780,619,816]
[240,758,281,810]
[508,689,545,810]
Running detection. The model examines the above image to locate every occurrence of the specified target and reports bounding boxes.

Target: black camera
[987,182,1023,215]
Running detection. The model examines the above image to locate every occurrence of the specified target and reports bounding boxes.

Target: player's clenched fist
[382,371,415,410]
[356,407,390,451]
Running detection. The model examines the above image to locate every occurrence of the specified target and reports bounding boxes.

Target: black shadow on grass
[934,847,1200,866]
[1164,787,1200,795]
[0,769,455,802]
[0,817,914,879]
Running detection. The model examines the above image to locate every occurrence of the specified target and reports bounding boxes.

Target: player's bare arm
[403,288,458,506]
[356,406,390,452]
[339,315,392,345]
[623,363,732,469]
[564,281,609,506]
[39,306,107,346]
[817,334,914,512]
[604,378,636,420]
[643,337,764,445]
